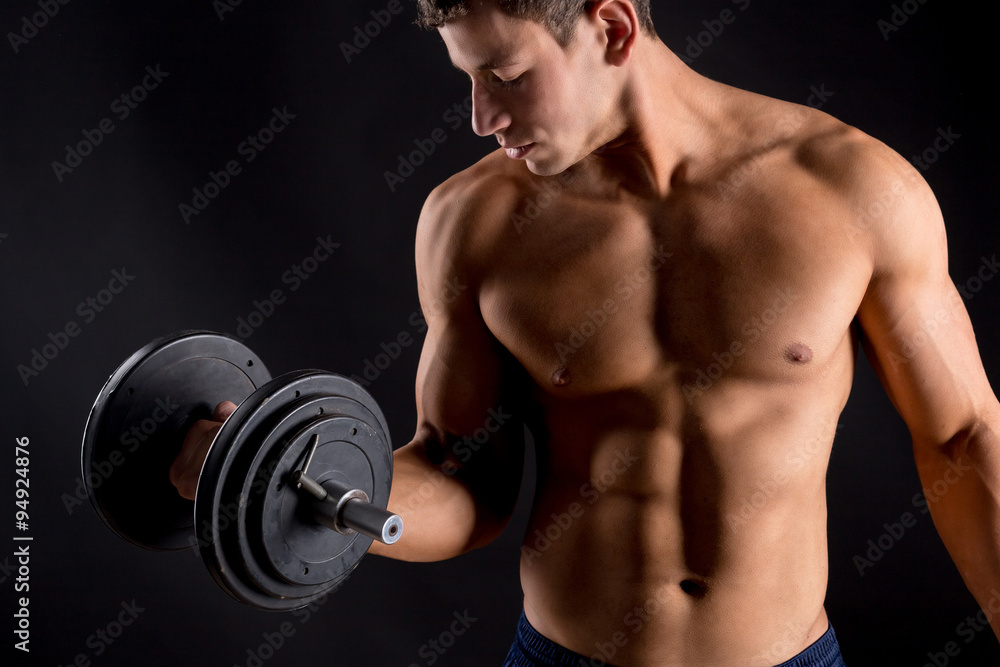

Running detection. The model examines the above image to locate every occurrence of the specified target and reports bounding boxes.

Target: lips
[503,143,534,160]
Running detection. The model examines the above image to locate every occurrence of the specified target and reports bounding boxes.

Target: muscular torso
[453,95,876,665]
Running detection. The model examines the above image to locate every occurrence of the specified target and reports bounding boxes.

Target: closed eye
[493,72,525,89]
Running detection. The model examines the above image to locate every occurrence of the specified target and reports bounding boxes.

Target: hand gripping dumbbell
[81,330,402,611]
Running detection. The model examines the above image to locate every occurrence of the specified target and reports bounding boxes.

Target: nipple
[551,366,571,387]
[786,343,813,363]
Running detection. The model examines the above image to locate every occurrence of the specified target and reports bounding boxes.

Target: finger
[213,400,238,422]
[169,420,220,500]
[168,451,198,501]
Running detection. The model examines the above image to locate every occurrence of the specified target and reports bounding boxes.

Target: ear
[586,0,639,66]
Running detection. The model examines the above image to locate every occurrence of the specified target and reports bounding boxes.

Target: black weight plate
[196,370,393,610]
[226,409,376,599]
[199,374,389,609]
[81,331,271,550]
[206,375,391,609]
[246,412,385,590]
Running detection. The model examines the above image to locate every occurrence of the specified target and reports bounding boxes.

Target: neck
[585,39,728,198]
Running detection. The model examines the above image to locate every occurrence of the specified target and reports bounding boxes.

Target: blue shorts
[502,610,846,667]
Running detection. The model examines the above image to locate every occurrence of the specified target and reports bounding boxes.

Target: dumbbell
[81,330,402,611]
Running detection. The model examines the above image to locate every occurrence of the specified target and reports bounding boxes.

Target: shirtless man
[170,1,1000,664]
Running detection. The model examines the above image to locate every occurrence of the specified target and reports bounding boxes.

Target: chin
[525,161,564,177]
[525,151,576,177]
[529,154,588,177]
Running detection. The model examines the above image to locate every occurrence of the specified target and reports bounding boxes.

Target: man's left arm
[852,141,1000,637]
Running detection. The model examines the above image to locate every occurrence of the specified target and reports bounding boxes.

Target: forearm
[369,436,521,562]
[917,415,1000,637]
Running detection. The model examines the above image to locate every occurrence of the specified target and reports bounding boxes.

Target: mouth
[502,142,535,160]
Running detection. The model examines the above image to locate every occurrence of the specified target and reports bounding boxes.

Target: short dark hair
[415,0,655,47]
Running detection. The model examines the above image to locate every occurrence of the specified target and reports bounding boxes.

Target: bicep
[856,169,993,449]
[407,253,526,536]
[414,299,506,445]
[411,183,523,473]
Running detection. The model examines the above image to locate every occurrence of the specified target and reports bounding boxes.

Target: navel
[786,343,813,363]
[679,579,707,598]
[551,366,572,387]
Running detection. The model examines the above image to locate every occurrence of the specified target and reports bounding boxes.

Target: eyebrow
[450,48,521,73]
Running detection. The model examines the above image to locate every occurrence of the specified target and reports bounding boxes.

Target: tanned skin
[171,1,1000,664]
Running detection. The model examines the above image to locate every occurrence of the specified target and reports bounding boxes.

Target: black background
[2,1,998,665]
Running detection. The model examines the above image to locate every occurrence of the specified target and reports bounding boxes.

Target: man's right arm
[369,180,526,562]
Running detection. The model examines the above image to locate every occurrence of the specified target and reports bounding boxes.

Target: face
[439,1,625,176]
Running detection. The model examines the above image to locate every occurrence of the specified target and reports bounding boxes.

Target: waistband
[504,610,845,667]
[774,622,844,667]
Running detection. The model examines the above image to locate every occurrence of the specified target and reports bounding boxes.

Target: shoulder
[773,103,945,268]
[746,92,925,203]
[415,150,530,286]
[800,120,946,270]
[791,113,917,200]
[724,88,948,274]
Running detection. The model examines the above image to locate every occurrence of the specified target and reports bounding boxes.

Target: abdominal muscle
[517,377,841,666]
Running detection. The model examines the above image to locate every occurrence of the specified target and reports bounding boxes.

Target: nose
[470,79,510,138]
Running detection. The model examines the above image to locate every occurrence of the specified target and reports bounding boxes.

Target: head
[419,0,657,175]
[416,0,655,48]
